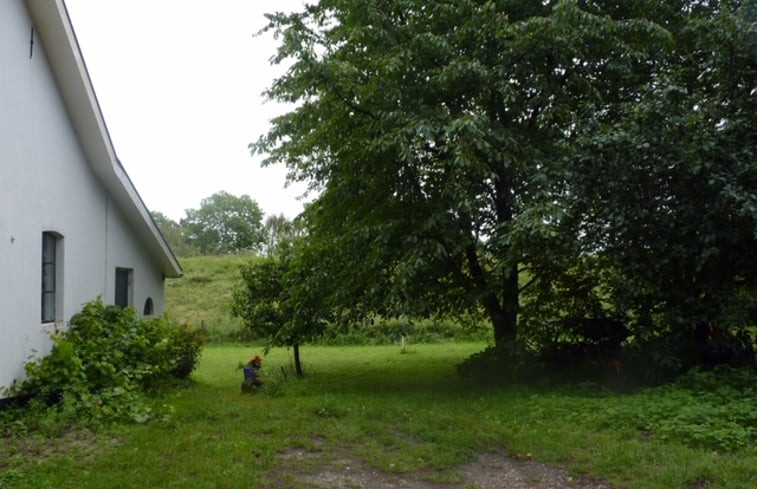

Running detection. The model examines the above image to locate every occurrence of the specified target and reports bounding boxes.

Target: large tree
[562,1,757,341]
[255,0,754,348]
[182,191,265,255]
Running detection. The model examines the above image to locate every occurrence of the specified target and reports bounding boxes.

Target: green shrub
[170,323,207,379]
[10,299,203,425]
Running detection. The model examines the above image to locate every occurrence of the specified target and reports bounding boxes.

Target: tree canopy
[255,0,756,365]
[232,251,332,377]
[181,191,265,255]
[261,213,306,257]
[151,211,196,257]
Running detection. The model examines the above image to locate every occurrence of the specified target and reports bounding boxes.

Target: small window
[115,268,133,308]
[41,232,61,322]
[143,297,154,316]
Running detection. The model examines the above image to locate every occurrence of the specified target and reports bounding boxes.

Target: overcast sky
[64,0,308,222]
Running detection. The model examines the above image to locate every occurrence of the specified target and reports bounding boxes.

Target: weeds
[567,366,757,453]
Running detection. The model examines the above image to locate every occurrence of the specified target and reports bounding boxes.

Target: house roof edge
[24,0,182,278]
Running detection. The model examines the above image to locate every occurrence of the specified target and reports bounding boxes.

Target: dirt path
[271,448,618,489]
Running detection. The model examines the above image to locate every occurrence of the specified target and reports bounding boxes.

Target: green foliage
[169,323,207,379]
[150,211,198,257]
[569,366,757,453]
[254,0,756,360]
[261,213,306,257]
[320,316,490,346]
[9,299,204,425]
[181,191,265,255]
[231,256,290,344]
[559,1,757,347]
[232,253,331,376]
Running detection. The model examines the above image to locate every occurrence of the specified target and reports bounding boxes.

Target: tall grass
[165,254,257,342]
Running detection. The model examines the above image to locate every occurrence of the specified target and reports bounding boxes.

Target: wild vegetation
[1,299,204,428]
[164,254,253,342]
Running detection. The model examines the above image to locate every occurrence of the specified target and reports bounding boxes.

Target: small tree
[232,252,330,377]
[182,191,264,254]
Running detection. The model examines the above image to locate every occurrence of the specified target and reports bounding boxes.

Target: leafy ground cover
[1,344,755,489]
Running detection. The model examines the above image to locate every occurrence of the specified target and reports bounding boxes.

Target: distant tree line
[151,190,302,257]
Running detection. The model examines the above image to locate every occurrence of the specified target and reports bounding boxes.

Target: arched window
[143,297,154,316]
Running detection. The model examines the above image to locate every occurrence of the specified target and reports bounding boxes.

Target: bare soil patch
[270,448,618,489]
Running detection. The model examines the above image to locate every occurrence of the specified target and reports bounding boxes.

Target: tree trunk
[293,343,303,378]
[465,241,519,347]
[492,266,519,347]
[494,265,520,346]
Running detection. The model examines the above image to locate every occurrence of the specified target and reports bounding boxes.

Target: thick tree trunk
[293,343,303,378]
[492,266,519,347]
[465,242,519,347]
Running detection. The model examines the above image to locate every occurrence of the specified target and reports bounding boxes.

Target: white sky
[64,0,308,222]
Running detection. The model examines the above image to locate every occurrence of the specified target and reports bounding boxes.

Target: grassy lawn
[2,343,756,489]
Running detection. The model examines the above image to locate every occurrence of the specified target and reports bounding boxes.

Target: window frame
[41,231,61,323]
[114,267,134,308]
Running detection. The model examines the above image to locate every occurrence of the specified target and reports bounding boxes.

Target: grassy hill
[165,253,490,345]
[165,254,258,342]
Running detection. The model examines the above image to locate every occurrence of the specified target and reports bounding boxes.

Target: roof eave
[24,0,182,278]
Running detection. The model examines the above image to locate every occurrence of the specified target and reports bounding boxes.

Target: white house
[1,0,182,396]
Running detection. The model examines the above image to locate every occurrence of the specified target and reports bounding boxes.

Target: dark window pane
[143,297,154,315]
[41,232,57,322]
[42,292,55,322]
[42,263,55,293]
[115,269,131,308]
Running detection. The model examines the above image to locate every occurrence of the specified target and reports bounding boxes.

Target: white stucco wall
[1,1,167,394]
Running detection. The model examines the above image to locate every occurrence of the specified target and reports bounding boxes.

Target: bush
[10,299,204,425]
[169,323,207,379]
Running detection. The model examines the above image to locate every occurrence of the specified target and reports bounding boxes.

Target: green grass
[166,254,491,344]
[166,254,258,342]
[2,343,755,489]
